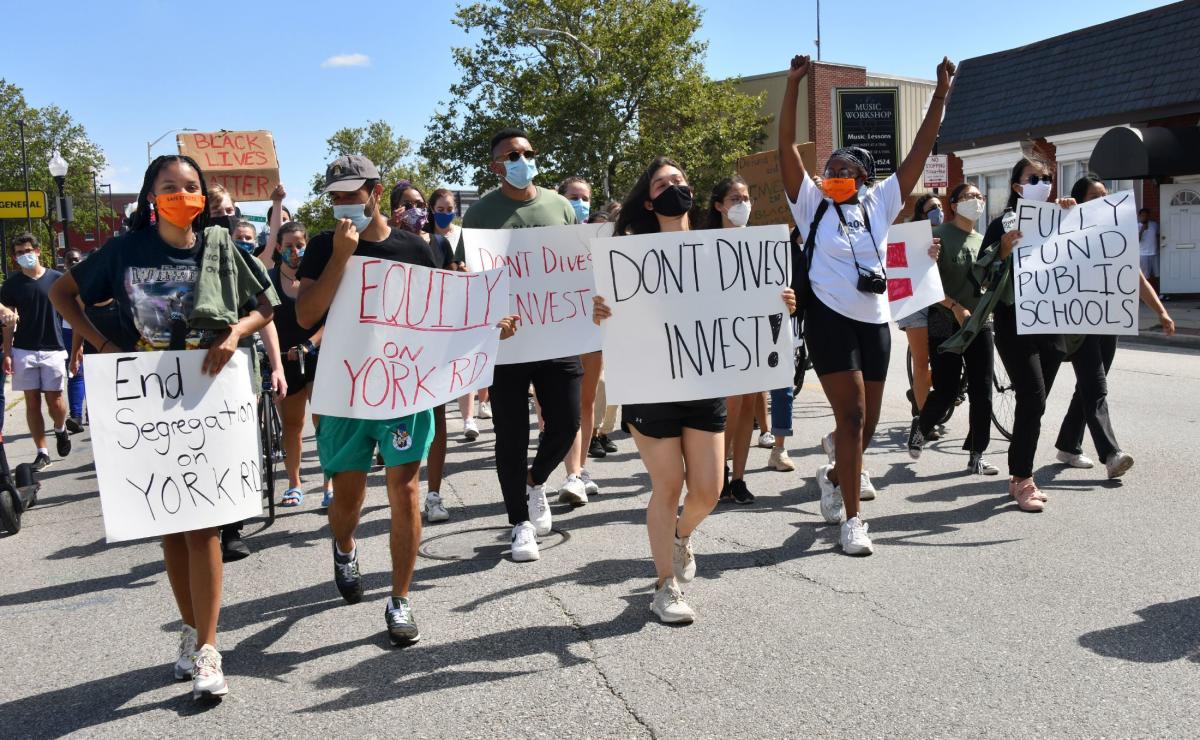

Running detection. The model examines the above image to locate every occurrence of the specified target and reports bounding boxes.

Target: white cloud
[321,53,370,68]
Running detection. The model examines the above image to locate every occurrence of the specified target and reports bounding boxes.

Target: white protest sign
[591,225,795,405]
[463,223,607,364]
[883,220,944,321]
[83,349,262,543]
[1013,191,1140,335]
[310,258,507,419]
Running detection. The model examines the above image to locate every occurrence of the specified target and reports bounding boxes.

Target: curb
[1123,330,1200,351]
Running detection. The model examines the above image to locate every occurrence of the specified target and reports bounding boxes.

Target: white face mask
[726,201,752,227]
[954,197,984,222]
[1021,180,1053,203]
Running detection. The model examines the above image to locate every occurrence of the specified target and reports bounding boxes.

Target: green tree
[420,0,768,203]
[297,120,441,233]
[0,79,113,268]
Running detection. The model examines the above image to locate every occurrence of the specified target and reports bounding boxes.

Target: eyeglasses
[496,150,536,163]
[1025,174,1052,185]
[823,168,858,179]
[954,193,985,201]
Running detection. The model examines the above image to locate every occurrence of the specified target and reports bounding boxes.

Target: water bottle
[1001,207,1017,233]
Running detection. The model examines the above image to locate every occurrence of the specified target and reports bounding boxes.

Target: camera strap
[833,201,885,277]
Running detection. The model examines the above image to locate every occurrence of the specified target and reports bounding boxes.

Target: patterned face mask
[401,207,428,234]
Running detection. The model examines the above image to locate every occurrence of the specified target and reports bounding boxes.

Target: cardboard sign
[883,220,944,321]
[736,145,816,228]
[462,223,607,364]
[0,191,47,219]
[923,155,949,189]
[591,225,794,405]
[177,130,280,201]
[1013,191,1140,335]
[310,259,507,419]
[83,350,263,543]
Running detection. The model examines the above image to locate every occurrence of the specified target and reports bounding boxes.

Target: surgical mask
[333,200,374,231]
[569,198,590,223]
[154,192,206,229]
[504,156,538,189]
[401,207,428,234]
[953,198,984,222]
[433,211,455,230]
[235,240,256,254]
[726,201,752,227]
[1021,180,1053,203]
[16,253,39,270]
[652,185,693,217]
[926,207,944,226]
[822,178,858,204]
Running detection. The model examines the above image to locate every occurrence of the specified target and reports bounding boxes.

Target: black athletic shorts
[282,355,318,398]
[804,296,891,382]
[622,398,726,438]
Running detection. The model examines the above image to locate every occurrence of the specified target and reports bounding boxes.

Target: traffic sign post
[0,191,48,220]
[923,155,949,190]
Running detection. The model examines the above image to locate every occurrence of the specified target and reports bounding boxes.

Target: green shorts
[317,409,435,474]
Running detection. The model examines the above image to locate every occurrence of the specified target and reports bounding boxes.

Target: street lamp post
[48,150,69,267]
[91,170,101,248]
[147,128,197,164]
[101,183,115,237]
[17,119,33,232]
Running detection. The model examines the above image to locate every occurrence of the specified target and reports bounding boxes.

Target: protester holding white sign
[592,156,797,625]
[50,154,277,702]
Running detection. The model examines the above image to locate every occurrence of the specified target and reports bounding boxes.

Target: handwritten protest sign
[177,130,280,201]
[463,223,607,364]
[591,225,794,405]
[736,145,816,228]
[883,220,943,321]
[310,259,507,419]
[1013,191,1140,335]
[83,350,262,543]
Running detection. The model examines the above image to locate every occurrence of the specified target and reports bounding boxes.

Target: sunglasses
[1025,174,1053,185]
[496,150,536,163]
[401,200,426,210]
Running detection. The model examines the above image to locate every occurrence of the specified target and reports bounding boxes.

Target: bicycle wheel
[906,346,914,386]
[258,393,278,527]
[991,351,1015,441]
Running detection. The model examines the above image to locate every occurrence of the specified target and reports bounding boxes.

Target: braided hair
[129,155,210,232]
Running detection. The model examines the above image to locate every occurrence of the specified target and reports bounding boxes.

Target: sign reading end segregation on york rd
[591,225,795,405]
[1013,191,1140,335]
[83,350,263,543]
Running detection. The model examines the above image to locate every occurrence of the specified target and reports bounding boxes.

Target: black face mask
[652,185,693,217]
[209,214,237,232]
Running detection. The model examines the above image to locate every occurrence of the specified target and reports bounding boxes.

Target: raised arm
[896,57,956,197]
[778,55,811,203]
[296,220,358,329]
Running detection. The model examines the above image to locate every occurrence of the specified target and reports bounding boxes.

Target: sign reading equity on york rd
[177,130,280,201]
[1013,191,1140,335]
[310,259,508,419]
[835,87,899,178]
[83,349,262,543]
[590,225,795,405]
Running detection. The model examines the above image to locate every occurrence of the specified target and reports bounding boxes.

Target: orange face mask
[822,178,858,204]
[154,192,206,229]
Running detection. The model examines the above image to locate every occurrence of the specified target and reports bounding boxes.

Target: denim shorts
[896,306,929,330]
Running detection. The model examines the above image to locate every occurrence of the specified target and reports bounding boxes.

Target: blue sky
[1,0,1173,214]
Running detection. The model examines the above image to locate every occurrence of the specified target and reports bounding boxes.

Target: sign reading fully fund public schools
[835,87,899,178]
[0,191,47,219]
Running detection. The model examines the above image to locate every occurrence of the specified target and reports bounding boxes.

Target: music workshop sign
[590,225,795,405]
[835,87,899,177]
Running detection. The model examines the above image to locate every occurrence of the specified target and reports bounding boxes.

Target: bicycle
[255,340,285,528]
[906,345,1015,441]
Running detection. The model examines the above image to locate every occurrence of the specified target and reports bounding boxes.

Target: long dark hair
[129,155,210,232]
[910,193,937,222]
[1070,174,1104,203]
[1005,157,1048,211]
[703,175,747,230]
[614,156,689,236]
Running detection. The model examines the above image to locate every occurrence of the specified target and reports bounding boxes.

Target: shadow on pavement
[1078,596,1200,663]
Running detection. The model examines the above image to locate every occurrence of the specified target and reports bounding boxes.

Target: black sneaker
[65,417,85,434]
[727,479,756,505]
[333,540,363,604]
[384,596,421,645]
[587,436,607,459]
[31,453,52,472]
[221,525,251,562]
[55,430,71,458]
[599,433,617,453]
[907,418,925,460]
[905,388,919,418]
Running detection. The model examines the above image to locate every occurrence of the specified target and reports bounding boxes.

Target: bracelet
[932,94,946,101]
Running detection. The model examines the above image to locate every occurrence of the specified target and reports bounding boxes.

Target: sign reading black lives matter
[1013,191,1140,336]
[83,349,263,542]
[590,225,795,404]
[835,87,899,177]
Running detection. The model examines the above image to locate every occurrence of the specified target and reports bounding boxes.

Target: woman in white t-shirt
[778,53,955,556]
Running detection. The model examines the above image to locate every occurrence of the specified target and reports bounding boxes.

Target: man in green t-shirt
[461,128,581,564]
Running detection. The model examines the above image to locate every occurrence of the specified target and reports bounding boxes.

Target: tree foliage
[420,0,768,203]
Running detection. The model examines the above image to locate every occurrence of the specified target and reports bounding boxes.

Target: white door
[1160,184,1200,294]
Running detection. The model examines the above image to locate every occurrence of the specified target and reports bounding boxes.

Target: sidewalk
[1132,293,1200,349]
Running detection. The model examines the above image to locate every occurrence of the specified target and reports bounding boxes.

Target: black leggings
[920,325,994,454]
[490,358,582,526]
[1055,335,1119,463]
[992,305,1064,478]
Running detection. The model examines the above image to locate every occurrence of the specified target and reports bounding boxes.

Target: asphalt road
[1,337,1198,738]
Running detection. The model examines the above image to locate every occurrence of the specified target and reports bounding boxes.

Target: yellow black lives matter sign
[0,191,48,219]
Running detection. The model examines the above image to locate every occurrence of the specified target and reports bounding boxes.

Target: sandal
[280,487,304,507]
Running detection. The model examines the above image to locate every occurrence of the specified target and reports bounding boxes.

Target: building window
[84,231,96,242]
[1060,158,1137,204]
[1170,189,1200,206]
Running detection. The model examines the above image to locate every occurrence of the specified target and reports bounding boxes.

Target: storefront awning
[1089,126,1200,180]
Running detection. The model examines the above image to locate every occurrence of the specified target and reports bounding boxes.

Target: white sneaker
[580,470,600,496]
[527,483,552,535]
[768,446,795,472]
[650,577,695,624]
[424,491,450,522]
[840,516,874,556]
[859,470,876,501]
[477,400,492,419]
[173,624,197,680]
[757,431,775,448]
[192,644,229,700]
[673,534,696,582]
[463,417,480,441]
[558,474,588,506]
[1105,451,1134,479]
[817,463,846,524]
[822,432,836,463]
[1056,450,1095,469]
[510,521,540,562]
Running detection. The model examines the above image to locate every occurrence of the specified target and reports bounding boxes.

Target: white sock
[54,426,65,434]
[37,447,48,456]
[335,543,355,559]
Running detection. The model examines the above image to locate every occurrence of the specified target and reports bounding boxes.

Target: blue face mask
[433,211,455,230]
[504,156,538,189]
[16,252,39,270]
[286,248,305,267]
[332,202,373,231]
[927,207,944,226]
[569,198,590,223]
[235,240,256,254]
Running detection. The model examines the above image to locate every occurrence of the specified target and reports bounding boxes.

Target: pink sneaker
[1009,476,1048,502]
[1010,478,1045,512]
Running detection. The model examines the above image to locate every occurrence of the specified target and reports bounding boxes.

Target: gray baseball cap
[322,155,381,193]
